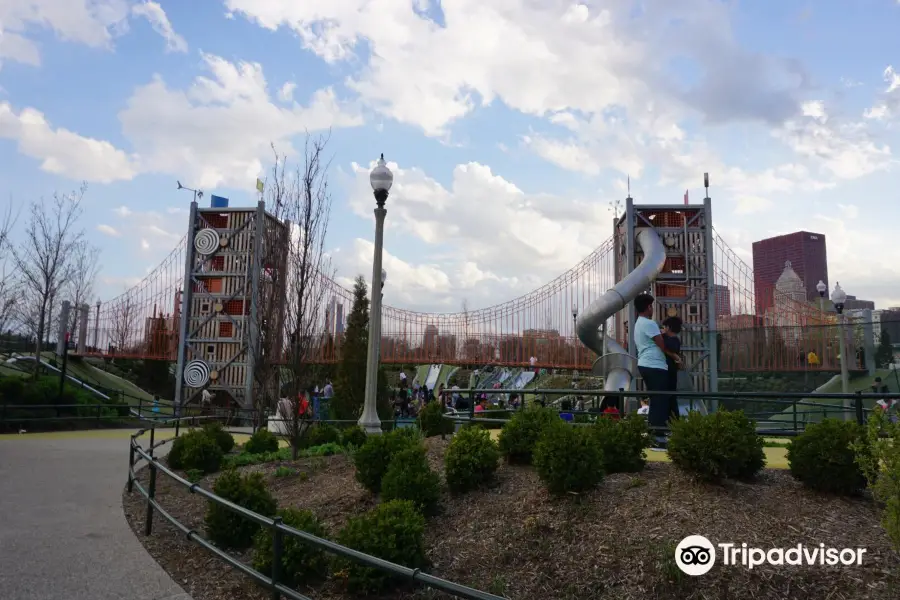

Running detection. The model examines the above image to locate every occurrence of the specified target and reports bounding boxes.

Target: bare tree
[9,186,87,377]
[270,134,335,458]
[0,204,20,335]
[65,241,100,338]
[111,291,138,352]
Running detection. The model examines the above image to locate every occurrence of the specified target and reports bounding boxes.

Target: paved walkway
[0,430,191,600]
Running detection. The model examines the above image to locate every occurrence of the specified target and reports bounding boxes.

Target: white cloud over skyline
[1,0,899,312]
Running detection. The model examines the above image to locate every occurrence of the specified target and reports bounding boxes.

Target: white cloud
[278,82,296,102]
[117,53,363,188]
[96,224,121,237]
[0,0,187,69]
[0,0,131,69]
[225,0,805,137]
[131,1,187,53]
[774,100,893,179]
[864,66,900,122]
[2,54,362,187]
[0,102,136,182]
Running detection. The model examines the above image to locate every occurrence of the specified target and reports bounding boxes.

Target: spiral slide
[575,228,667,396]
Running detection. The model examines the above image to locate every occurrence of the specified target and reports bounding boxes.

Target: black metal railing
[127,418,504,600]
[437,387,883,435]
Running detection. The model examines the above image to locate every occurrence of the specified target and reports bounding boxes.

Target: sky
[1,0,899,314]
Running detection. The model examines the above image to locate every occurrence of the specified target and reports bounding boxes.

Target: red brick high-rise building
[752,231,828,315]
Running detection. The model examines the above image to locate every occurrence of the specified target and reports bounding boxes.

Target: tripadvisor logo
[675,535,868,576]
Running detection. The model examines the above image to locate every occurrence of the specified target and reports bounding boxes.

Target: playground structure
[65,190,875,409]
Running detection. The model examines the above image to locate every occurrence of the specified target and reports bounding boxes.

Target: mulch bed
[123,437,900,600]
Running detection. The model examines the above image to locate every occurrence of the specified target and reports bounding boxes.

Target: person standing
[661,316,683,422]
[633,293,680,449]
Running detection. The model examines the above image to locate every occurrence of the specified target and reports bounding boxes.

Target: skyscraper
[752,231,828,315]
[713,284,732,317]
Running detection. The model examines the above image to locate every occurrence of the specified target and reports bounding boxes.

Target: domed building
[765,261,808,347]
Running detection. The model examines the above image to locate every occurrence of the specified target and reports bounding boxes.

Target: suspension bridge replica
[68,192,873,409]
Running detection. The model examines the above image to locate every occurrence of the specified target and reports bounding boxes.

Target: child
[661,316,683,423]
[637,398,650,415]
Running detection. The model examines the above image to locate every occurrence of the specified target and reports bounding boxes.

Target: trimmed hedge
[667,410,765,483]
[497,407,557,464]
[788,418,868,495]
[335,500,427,593]
[534,418,604,495]
[205,470,277,549]
[445,426,500,493]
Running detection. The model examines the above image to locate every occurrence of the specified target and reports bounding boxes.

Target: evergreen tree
[875,330,894,368]
[333,276,389,421]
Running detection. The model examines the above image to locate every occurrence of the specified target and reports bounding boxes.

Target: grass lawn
[485,428,791,469]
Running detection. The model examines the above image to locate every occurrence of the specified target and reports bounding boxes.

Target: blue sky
[1,0,899,313]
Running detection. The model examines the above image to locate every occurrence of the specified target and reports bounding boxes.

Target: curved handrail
[127,420,504,600]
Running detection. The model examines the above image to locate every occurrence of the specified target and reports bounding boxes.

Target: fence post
[96,403,102,427]
[127,438,136,493]
[138,396,143,417]
[270,516,283,600]
[144,456,157,536]
[792,399,798,433]
[855,391,864,425]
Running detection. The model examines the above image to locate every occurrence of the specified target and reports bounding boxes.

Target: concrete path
[0,430,191,600]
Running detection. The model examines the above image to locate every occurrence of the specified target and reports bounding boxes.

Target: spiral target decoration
[184,360,211,387]
[194,229,220,255]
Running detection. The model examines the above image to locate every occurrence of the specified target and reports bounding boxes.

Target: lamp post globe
[381,268,387,289]
[816,280,827,298]
[370,154,393,207]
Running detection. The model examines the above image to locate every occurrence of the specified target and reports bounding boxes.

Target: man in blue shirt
[633,293,680,448]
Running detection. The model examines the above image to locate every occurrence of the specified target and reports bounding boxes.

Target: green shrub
[667,410,765,483]
[181,433,224,474]
[340,426,368,448]
[353,428,421,493]
[788,419,868,495]
[335,500,426,593]
[854,409,900,551]
[445,426,500,493]
[591,414,651,473]
[301,424,341,449]
[167,429,223,474]
[245,429,279,454]
[202,421,235,453]
[205,471,277,549]
[381,446,441,515]
[305,442,344,456]
[534,419,604,495]
[417,401,454,437]
[498,407,557,464]
[252,508,328,586]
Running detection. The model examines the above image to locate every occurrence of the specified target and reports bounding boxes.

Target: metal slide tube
[575,228,667,392]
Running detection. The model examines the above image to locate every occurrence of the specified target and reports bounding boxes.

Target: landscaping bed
[123,435,900,600]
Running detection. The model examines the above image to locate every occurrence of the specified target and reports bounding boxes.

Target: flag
[256,178,264,193]
[684,189,689,205]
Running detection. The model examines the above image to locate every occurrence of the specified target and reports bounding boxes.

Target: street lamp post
[571,304,578,366]
[816,280,827,369]
[832,282,850,420]
[93,298,101,351]
[376,269,387,373]
[359,155,393,434]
